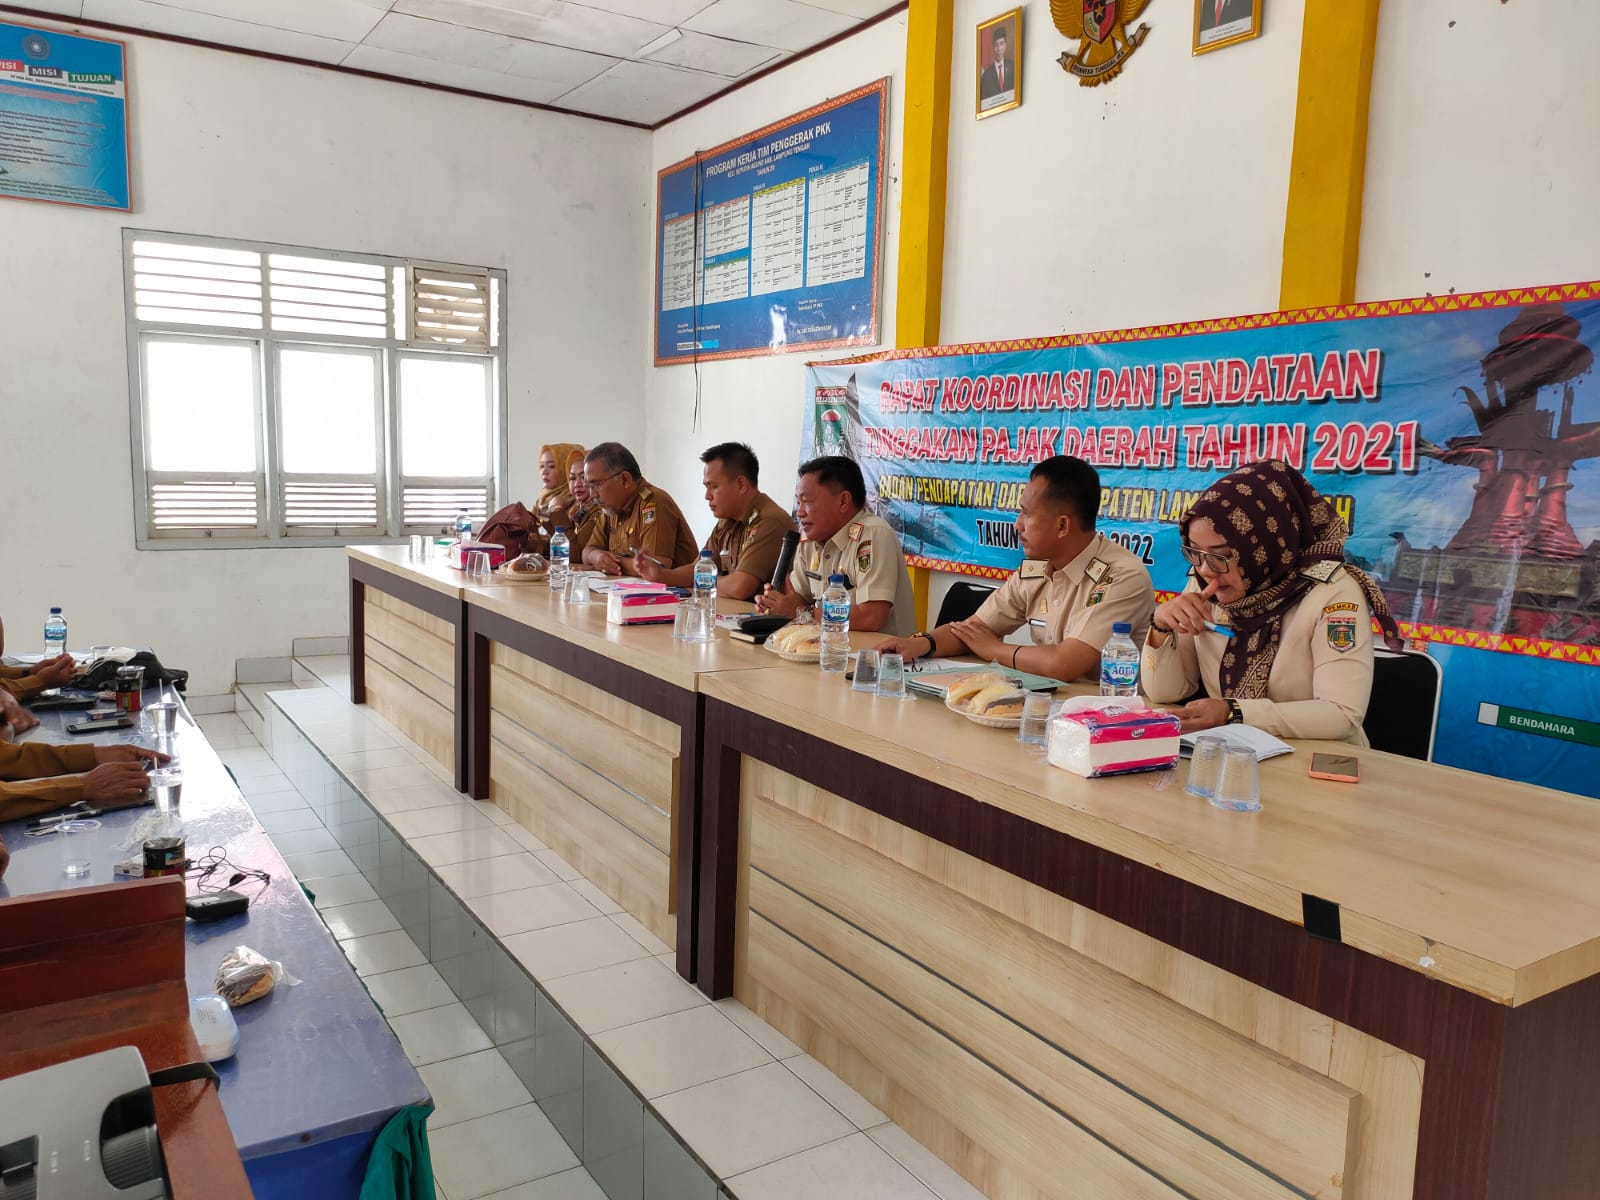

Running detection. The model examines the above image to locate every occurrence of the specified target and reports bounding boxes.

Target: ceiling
[6,0,903,126]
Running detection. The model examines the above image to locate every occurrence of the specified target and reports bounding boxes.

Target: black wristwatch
[1225,698,1244,725]
[914,631,936,655]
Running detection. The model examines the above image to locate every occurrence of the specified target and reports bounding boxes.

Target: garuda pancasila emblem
[1050,0,1153,86]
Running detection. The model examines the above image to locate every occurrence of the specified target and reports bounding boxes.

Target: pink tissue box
[1046,705,1181,778]
[448,542,507,569]
[606,590,679,626]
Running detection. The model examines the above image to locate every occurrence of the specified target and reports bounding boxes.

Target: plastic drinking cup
[1018,691,1052,745]
[1210,745,1262,812]
[686,603,714,644]
[145,700,178,739]
[877,653,906,699]
[1185,735,1226,799]
[852,649,881,693]
[409,535,426,559]
[464,551,491,578]
[672,602,689,639]
[59,818,100,879]
[569,575,591,605]
[150,767,183,812]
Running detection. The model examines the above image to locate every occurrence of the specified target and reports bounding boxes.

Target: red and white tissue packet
[606,589,678,626]
[1047,703,1181,778]
[447,541,507,569]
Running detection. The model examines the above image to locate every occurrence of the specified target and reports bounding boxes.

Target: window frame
[123,228,507,550]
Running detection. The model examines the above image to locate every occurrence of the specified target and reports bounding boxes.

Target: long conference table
[351,545,1600,1200]
[0,682,428,1198]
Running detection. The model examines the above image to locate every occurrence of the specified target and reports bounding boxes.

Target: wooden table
[695,661,1600,1200]
[347,545,521,791]
[462,583,779,977]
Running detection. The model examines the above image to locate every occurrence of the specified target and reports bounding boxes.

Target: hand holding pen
[1151,582,1235,641]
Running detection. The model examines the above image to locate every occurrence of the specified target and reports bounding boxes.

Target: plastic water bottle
[549,527,570,591]
[1099,621,1140,697]
[454,508,473,542]
[819,574,851,674]
[43,607,67,658]
[693,550,717,609]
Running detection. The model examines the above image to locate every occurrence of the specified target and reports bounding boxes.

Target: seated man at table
[636,442,797,600]
[580,442,699,577]
[879,455,1153,680]
[0,732,165,821]
[755,455,916,636]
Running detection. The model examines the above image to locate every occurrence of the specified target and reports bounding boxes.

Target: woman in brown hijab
[564,447,602,560]
[1141,459,1402,743]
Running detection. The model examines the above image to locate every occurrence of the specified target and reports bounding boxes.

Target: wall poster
[801,282,1600,797]
[654,78,888,366]
[0,19,130,212]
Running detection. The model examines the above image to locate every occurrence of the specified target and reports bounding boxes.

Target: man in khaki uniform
[880,456,1153,681]
[637,442,797,600]
[755,456,916,636]
[580,442,699,575]
[0,732,164,821]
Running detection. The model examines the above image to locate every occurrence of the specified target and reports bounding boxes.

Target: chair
[935,581,997,627]
[1363,648,1443,761]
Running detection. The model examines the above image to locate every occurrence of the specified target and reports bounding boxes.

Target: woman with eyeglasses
[1141,460,1402,742]
[565,448,601,561]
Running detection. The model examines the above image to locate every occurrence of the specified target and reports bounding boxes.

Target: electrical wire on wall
[690,151,705,433]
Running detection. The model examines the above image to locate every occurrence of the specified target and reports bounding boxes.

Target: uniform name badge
[1084,557,1110,586]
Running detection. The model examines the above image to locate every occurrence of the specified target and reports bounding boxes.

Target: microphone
[770,530,800,592]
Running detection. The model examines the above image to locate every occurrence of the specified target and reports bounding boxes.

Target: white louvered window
[125,231,505,547]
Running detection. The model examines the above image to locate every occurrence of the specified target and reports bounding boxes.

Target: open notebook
[1178,724,1293,760]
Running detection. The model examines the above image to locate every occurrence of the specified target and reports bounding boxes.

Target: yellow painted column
[896,0,954,626]
[1279,0,1382,309]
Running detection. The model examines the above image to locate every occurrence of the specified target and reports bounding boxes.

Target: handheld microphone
[770,530,800,592]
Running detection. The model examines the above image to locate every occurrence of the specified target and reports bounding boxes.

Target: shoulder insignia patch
[1086,590,1105,607]
[1300,561,1340,583]
[857,542,872,572]
[1323,601,1358,615]
[847,521,864,543]
[1327,616,1357,652]
[743,528,757,547]
[1019,559,1047,580]
[642,506,656,525]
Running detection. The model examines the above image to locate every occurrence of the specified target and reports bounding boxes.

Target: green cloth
[360,1105,436,1200]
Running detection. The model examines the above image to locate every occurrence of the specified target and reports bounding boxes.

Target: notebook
[1178,724,1293,760]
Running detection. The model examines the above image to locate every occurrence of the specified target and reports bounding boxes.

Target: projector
[0,1047,171,1199]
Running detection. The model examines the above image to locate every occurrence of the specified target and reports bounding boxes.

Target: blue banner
[654,79,887,365]
[0,20,130,212]
[803,284,1600,796]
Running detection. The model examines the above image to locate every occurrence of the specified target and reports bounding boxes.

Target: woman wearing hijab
[1141,459,1402,743]
[564,447,602,560]
[528,442,583,555]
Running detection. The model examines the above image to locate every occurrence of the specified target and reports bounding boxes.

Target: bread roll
[944,674,988,707]
[772,623,820,654]
[967,682,1025,718]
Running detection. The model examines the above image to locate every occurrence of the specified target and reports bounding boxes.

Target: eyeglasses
[584,471,622,489]
[1179,542,1240,574]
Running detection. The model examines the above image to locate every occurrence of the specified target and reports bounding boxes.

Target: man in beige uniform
[580,442,699,575]
[755,456,916,636]
[880,456,1152,681]
[636,442,797,600]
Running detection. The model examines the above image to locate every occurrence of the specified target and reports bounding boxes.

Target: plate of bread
[764,621,822,662]
[943,672,1027,727]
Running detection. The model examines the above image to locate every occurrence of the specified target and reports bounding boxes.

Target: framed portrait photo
[1193,0,1263,55]
[976,8,1022,119]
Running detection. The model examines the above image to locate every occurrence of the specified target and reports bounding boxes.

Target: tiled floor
[207,655,987,1200]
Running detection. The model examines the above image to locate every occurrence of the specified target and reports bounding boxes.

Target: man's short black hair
[701,442,759,486]
[993,26,1008,45]
[798,455,866,509]
[1030,455,1100,529]
[586,442,641,480]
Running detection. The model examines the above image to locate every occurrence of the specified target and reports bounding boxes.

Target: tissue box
[606,590,679,626]
[448,541,507,569]
[1047,705,1180,778]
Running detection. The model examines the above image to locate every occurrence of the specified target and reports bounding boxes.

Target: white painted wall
[0,28,647,694]
[941,0,1306,342]
[644,12,908,545]
[1358,0,1600,299]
